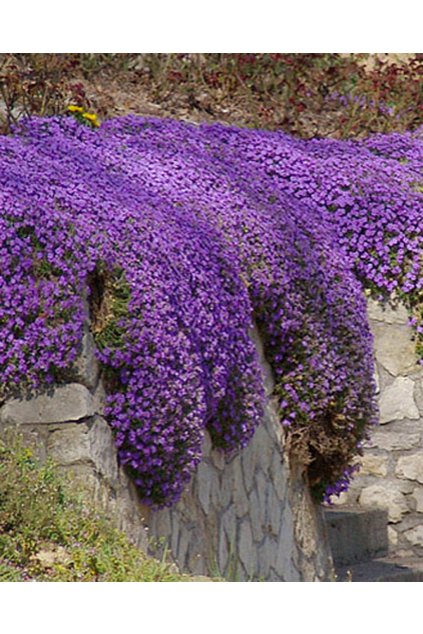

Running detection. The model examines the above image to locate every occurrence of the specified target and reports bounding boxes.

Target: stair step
[335,556,423,582]
[324,506,389,566]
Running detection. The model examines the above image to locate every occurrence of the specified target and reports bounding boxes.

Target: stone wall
[0,320,334,581]
[333,299,423,556]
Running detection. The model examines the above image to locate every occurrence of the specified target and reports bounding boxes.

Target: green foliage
[89,265,131,352]
[0,434,195,581]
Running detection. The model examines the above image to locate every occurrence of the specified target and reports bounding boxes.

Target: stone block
[412,488,423,513]
[197,461,218,515]
[266,485,282,537]
[404,525,423,547]
[271,453,287,502]
[176,529,190,569]
[88,416,119,482]
[378,377,419,423]
[372,323,417,376]
[0,383,96,425]
[209,447,225,471]
[370,429,420,451]
[233,460,249,518]
[396,454,423,484]
[72,330,100,390]
[249,487,265,541]
[367,299,410,325]
[387,526,398,546]
[238,521,257,578]
[359,454,389,477]
[358,482,410,523]
[47,423,91,465]
[324,507,389,565]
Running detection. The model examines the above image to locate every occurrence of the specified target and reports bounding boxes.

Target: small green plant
[0,434,199,581]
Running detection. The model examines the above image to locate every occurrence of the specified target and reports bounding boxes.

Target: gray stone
[176,529,190,569]
[270,450,288,501]
[276,505,299,580]
[414,379,423,413]
[249,324,275,396]
[249,487,265,541]
[255,470,269,529]
[378,377,419,423]
[359,482,410,523]
[233,460,249,517]
[170,519,179,557]
[396,454,423,484]
[412,488,423,513]
[218,531,229,576]
[370,429,420,451]
[250,424,273,473]
[238,521,256,578]
[374,368,380,394]
[197,461,214,515]
[372,323,417,376]
[209,447,225,471]
[200,431,212,457]
[241,438,259,493]
[72,330,100,389]
[403,525,423,547]
[219,460,234,509]
[150,509,171,537]
[257,537,276,579]
[359,454,389,477]
[387,526,399,546]
[0,383,96,425]
[367,298,410,325]
[186,535,206,576]
[88,416,118,482]
[266,486,282,537]
[47,423,91,465]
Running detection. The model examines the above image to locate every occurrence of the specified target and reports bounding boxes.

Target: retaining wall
[0,320,334,581]
[333,299,423,556]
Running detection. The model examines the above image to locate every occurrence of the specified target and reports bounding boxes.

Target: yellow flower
[67,105,84,113]
[82,112,100,127]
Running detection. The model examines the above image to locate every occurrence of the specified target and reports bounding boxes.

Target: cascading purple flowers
[1,114,420,506]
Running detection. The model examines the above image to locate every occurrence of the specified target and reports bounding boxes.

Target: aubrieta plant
[0,115,421,507]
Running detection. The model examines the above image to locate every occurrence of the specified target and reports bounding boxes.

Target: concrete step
[335,556,423,582]
[324,506,389,566]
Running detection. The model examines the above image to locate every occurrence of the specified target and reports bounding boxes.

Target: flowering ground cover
[0,114,421,506]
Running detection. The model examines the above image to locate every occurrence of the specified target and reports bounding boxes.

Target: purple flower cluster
[1,114,419,507]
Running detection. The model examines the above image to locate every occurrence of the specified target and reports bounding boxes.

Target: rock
[396,454,423,484]
[150,508,172,538]
[374,368,380,394]
[46,423,91,465]
[359,483,410,523]
[367,299,410,325]
[238,521,256,577]
[197,462,216,515]
[87,416,119,483]
[0,383,96,425]
[387,526,398,546]
[378,377,419,423]
[249,487,265,541]
[72,330,100,389]
[412,488,423,513]
[359,454,389,477]
[372,323,417,376]
[209,447,225,471]
[370,429,420,451]
[233,460,249,518]
[403,525,423,547]
[266,485,282,537]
